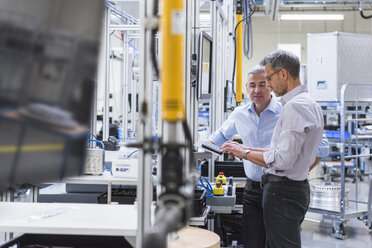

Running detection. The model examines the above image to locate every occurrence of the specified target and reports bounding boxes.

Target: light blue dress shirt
[209,94,329,182]
[263,85,325,181]
[209,97,282,182]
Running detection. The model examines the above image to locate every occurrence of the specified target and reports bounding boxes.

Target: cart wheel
[331,221,347,240]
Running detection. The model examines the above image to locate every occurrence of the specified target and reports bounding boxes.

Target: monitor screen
[0,0,104,189]
[198,31,213,101]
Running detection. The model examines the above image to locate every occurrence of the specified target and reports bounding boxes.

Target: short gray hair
[246,65,264,81]
[260,49,300,79]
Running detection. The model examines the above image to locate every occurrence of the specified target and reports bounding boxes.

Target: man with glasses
[209,64,327,248]
[221,50,325,248]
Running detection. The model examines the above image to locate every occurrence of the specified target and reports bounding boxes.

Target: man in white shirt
[209,65,282,248]
[221,50,324,248]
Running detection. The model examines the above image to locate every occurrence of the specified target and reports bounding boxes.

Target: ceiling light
[200,13,211,21]
[280,14,344,21]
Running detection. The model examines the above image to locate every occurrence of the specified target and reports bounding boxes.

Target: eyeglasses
[265,69,282,82]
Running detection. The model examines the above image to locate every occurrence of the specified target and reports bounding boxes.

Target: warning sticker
[171,10,184,35]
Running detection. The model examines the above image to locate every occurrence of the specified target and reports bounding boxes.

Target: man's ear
[281,69,288,80]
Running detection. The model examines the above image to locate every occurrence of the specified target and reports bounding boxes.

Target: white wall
[242,11,372,93]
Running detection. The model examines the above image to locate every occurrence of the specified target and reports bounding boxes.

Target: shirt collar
[266,97,279,113]
[248,102,256,112]
[280,84,308,106]
[248,97,278,114]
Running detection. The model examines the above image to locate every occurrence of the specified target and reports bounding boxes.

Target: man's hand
[221,141,245,159]
[222,141,268,168]
[225,141,250,150]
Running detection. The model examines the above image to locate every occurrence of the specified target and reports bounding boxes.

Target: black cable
[150,0,160,78]
[360,10,372,19]
[360,1,372,19]
[231,9,255,97]
[182,120,196,172]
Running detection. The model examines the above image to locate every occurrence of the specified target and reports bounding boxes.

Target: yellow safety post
[160,0,185,122]
[236,9,243,103]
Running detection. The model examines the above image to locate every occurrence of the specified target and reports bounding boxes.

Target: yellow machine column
[236,0,243,104]
[143,0,192,247]
[161,0,185,122]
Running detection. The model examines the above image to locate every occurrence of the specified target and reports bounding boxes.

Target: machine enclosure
[307,32,372,101]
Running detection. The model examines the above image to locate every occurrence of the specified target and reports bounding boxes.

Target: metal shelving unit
[308,83,372,239]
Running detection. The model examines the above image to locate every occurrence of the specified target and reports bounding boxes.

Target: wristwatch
[243,149,251,160]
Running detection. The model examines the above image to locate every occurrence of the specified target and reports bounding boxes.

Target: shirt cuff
[316,146,329,158]
[208,133,227,147]
[263,149,275,168]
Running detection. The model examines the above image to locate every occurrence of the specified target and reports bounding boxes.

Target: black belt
[246,178,261,188]
[261,174,307,187]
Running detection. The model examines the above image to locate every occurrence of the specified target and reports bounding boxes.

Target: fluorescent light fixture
[280,14,344,21]
[200,13,211,21]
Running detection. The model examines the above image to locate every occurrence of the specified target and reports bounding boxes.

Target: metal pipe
[340,83,348,216]
[122,30,129,142]
[210,0,217,134]
[109,24,140,30]
[103,7,112,141]
[216,0,227,20]
[214,2,227,132]
[346,118,372,122]
[106,1,139,24]
[348,120,352,164]
[90,78,98,142]
[107,181,112,204]
[345,153,372,159]
[130,52,136,139]
[209,1,218,183]
[191,0,200,146]
[136,0,153,246]
[184,0,195,177]
[355,85,359,203]
[281,3,366,9]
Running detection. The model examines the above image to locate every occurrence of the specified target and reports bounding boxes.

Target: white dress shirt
[209,97,282,182]
[263,85,324,181]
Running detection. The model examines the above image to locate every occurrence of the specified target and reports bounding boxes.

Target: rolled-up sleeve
[263,147,276,165]
[263,103,314,170]
[315,134,329,158]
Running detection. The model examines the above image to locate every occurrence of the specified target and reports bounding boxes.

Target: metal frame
[188,0,200,146]
[308,83,372,239]
[103,7,111,141]
[209,0,230,180]
[102,3,140,141]
[136,0,154,246]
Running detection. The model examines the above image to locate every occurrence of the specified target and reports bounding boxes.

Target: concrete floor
[301,171,372,248]
[302,213,372,248]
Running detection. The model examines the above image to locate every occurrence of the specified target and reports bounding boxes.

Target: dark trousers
[242,178,265,248]
[262,179,310,248]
